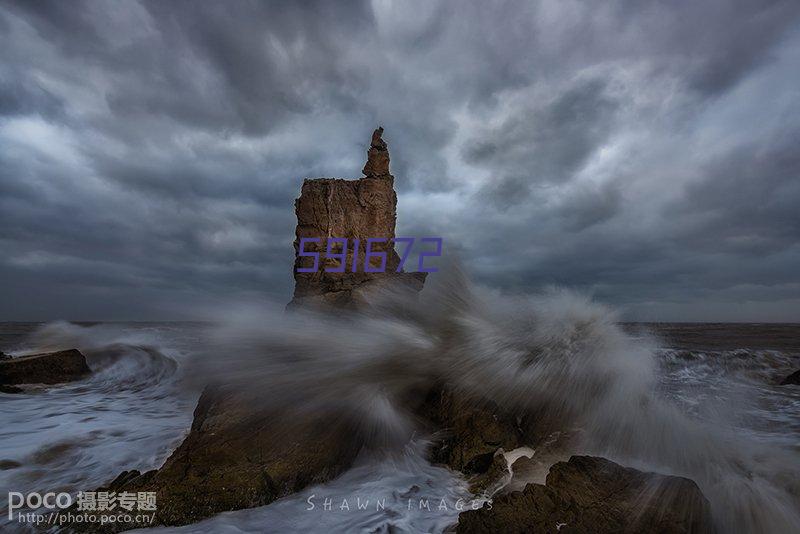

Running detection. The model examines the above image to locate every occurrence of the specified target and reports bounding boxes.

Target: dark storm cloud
[677,126,800,256]
[465,78,620,205]
[6,0,374,136]
[557,181,623,232]
[1,0,799,321]
[0,78,64,118]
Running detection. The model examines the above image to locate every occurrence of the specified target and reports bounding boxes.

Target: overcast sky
[1,0,799,322]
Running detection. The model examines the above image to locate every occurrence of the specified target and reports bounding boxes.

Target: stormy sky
[1,0,799,322]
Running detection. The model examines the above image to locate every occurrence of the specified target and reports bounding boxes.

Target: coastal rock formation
[457,455,714,534]
[417,385,522,477]
[0,349,90,386]
[780,369,800,385]
[79,127,714,533]
[151,390,360,524]
[362,126,391,177]
[84,128,425,530]
[85,387,362,527]
[290,127,424,309]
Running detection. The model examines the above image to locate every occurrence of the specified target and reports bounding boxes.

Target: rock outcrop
[780,369,800,385]
[79,127,714,533]
[457,455,714,534]
[83,128,425,530]
[79,387,362,528]
[290,127,424,309]
[0,349,90,386]
[362,126,391,177]
[417,385,523,479]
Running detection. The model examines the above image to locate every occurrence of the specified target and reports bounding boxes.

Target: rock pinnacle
[362,126,391,177]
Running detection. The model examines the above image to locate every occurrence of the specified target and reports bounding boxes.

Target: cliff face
[290,128,423,308]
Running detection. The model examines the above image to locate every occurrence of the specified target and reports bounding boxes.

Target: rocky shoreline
[457,455,713,533]
[70,129,713,533]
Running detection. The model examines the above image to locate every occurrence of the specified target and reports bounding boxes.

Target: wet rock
[78,387,363,529]
[503,432,575,493]
[291,271,426,311]
[0,384,24,394]
[62,469,158,531]
[76,383,361,527]
[0,459,22,470]
[0,351,10,360]
[86,129,421,530]
[107,469,153,490]
[468,451,511,496]
[780,369,800,385]
[0,349,90,385]
[417,385,522,477]
[457,455,714,534]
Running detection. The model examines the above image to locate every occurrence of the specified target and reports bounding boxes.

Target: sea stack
[76,128,427,530]
[290,127,424,309]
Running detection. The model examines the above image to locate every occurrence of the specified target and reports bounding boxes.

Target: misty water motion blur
[1,266,799,533]
[193,264,800,533]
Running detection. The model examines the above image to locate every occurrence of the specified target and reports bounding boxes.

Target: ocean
[1,317,799,533]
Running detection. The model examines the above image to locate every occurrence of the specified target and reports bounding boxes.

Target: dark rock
[0,351,10,360]
[0,459,22,470]
[417,385,522,476]
[0,384,24,394]
[61,469,159,531]
[457,455,714,534]
[780,369,800,385]
[468,451,511,496]
[106,469,154,491]
[77,387,363,529]
[508,454,539,480]
[503,431,575,493]
[147,387,361,525]
[83,129,421,530]
[0,349,90,385]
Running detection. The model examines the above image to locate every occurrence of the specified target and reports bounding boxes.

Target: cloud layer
[1,0,799,321]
